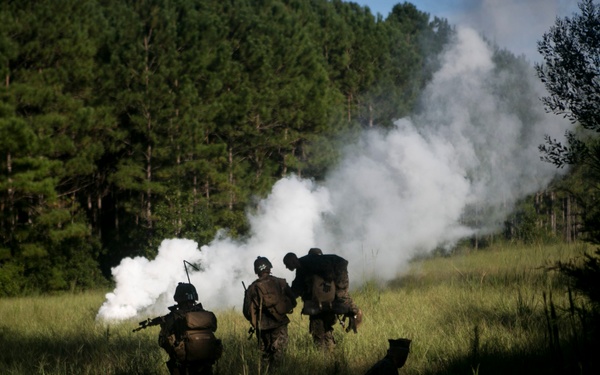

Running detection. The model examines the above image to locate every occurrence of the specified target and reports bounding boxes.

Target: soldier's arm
[211,312,218,332]
[282,280,298,308]
[247,300,259,328]
[243,288,253,320]
[243,286,259,327]
[157,314,175,350]
[289,276,303,298]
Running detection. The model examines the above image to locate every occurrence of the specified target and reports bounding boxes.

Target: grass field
[0,242,595,374]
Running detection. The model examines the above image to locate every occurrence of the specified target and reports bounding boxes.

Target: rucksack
[254,278,281,309]
[246,276,294,322]
[311,274,336,307]
[173,310,222,363]
[300,274,337,315]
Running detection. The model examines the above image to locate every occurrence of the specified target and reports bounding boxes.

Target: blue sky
[351,0,465,18]
[347,0,580,62]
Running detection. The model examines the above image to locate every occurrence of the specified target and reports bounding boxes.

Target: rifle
[132,315,166,332]
[132,305,176,332]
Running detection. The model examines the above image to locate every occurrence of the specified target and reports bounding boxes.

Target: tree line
[0,0,572,295]
[0,0,457,294]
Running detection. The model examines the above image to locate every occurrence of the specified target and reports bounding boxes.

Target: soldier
[364,338,411,375]
[243,256,297,365]
[158,282,223,375]
[283,250,362,351]
[307,246,340,349]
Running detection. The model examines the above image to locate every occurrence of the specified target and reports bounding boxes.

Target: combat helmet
[173,282,199,303]
[388,338,411,368]
[254,256,272,274]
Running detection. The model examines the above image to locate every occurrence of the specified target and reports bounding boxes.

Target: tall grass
[0,242,592,374]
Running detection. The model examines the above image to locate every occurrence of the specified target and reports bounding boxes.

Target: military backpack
[244,276,294,324]
[172,310,222,363]
[311,274,335,306]
[300,274,337,315]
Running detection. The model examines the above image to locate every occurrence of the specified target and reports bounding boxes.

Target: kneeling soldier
[158,282,223,375]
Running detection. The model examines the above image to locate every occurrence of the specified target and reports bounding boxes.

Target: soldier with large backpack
[158,283,223,375]
[283,249,362,351]
[243,256,297,365]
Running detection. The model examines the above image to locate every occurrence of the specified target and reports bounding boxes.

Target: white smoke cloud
[97,177,330,321]
[96,26,570,322]
[454,0,579,62]
[97,239,203,319]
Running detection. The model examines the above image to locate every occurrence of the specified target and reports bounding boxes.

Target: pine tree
[0,0,106,293]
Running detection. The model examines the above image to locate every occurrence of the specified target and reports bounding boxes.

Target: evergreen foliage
[0,0,547,295]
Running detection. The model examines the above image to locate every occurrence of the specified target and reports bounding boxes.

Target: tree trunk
[564,195,572,243]
[144,31,153,230]
[228,146,234,210]
[550,191,556,234]
[7,152,14,232]
[347,92,352,122]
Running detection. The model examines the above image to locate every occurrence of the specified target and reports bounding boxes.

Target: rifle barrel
[132,316,163,333]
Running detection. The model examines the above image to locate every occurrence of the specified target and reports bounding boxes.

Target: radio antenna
[183,260,199,283]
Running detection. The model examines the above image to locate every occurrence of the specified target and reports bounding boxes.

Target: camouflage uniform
[308,311,337,350]
[324,254,359,315]
[158,302,221,375]
[243,261,296,365]
[258,323,289,364]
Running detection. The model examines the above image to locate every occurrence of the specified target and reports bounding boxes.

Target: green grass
[0,242,594,374]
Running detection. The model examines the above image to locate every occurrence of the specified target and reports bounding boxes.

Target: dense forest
[0,0,581,295]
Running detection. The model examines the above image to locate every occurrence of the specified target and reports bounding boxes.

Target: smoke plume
[454,0,578,62]
[96,27,570,322]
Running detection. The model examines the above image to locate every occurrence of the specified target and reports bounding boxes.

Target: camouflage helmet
[173,282,198,303]
[254,256,272,274]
